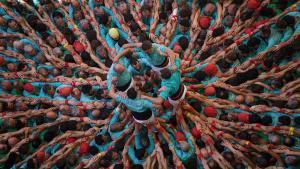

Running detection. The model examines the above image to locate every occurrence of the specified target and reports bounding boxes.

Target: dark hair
[141,5,151,12]
[81,85,93,95]
[135,148,146,160]
[179,8,191,18]
[238,44,250,54]
[27,158,35,168]
[90,145,99,155]
[178,36,189,50]
[243,68,259,81]
[56,158,66,169]
[284,137,295,147]
[249,114,261,124]
[130,57,139,66]
[127,87,137,99]
[141,40,152,51]
[118,38,128,47]
[216,88,229,99]
[179,19,190,27]
[80,51,91,61]
[260,7,275,18]
[237,131,250,140]
[169,115,177,127]
[32,138,42,149]
[276,19,288,29]
[44,131,55,142]
[247,37,261,48]
[95,89,104,100]
[261,26,271,35]
[223,151,235,162]
[282,15,296,27]
[219,113,228,121]
[35,115,45,125]
[114,164,124,169]
[261,115,272,126]
[214,140,225,153]
[160,68,172,79]
[223,38,234,47]
[190,102,202,113]
[196,138,206,147]
[82,124,92,131]
[193,70,206,82]
[295,116,300,126]
[278,115,291,126]
[18,143,29,154]
[262,58,273,69]
[64,54,75,63]
[131,164,144,169]
[86,30,97,42]
[5,152,17,168]
[139,32,150,42]
[95,135,104,145]
[248,84,264,93]
[124,13,134,23]
[207,159,221,169]
[256,156,269,168]
[240,11,253,22]
[53,11,64,18]
[159,12,168,21]
[98,13,109,25]
[130,22,140,33]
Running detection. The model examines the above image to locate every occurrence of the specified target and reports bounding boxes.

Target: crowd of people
[0,0,299,168]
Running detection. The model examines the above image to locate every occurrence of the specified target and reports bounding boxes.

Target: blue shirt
[107,63,132,90]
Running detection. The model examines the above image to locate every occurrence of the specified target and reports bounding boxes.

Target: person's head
[127,87,137,99]
[130,57,141,70]
[287,98,299,109]
[255,155,269,168]
[179,19,190,32]
[260,7,275,18]
[113,63,125,74]
[223,151,235,162]
[178,36,189,50]
[284,137,295,147]
[141,5,151,18]
[227,4,237,16]
[268,134,281,145]
[1,80,12,92]
[24,45,37,56]
[212,26,225,38]
[204,3,216,16]
[249,114,261,124]
[46,35,58,48]
[141,40,152,54]
[207,159,220,169]
[285,156,298,166]
[240,11,253,22]
[81,85,93,96]
[160,68,172,79]
[0,16,6,27]
[114,164,124,169]
[86,30,97,42]
[224,15,234,27]
[43,84,56,97]
[129,22,141,36]
[73,10,83,21]
[67,154,78,167]
[56,158,66,169]
[247,37,260,50]
[261,115,272,126]
[13,40,24,51]
[135,147,146,160]
[8,137,19,147]
[193,70,206,82]
[260,26,271,38]
[7,19,20,31]
[278,115,291,126]
[215,88,228,99]
[117,1,128,14]
[276,19,288,31]
[131,164,144,169]
[179,8,191,20]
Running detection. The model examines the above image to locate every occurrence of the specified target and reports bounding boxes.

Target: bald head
[24,45,36,56]
[13,40,24,51]
[179,141,190,152]
[113,63,125,74]
[204,3,216,16]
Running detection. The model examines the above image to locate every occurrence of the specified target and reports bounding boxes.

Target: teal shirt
[115,95,153,112]
[266,25,283,49]
[107,63,132,90]
[109,109,128,140]
[169,132,195,162]
[128,58,151,76]
[140,43,167,66]
[159,59,181,99]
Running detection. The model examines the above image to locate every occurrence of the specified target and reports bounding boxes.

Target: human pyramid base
[0,0,300,168]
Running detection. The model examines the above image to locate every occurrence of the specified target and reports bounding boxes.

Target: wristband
[205,138,213,145]
[150,29,154,34]
[64,62,69,68]
[255,123,262,128]
[71,81,76,87]
[65,100,69,105]
[217,131,224,139]
[71,51,77,56]
[197,152,203,159]
[1,112,6,117]
[245,141,250,146]
[77,102,83,106]
[235,39,242,45]
[288,127,295,136]
[272,126,279,132]
[79,117,84,122]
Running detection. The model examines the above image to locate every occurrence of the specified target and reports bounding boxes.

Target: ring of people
[0,0,300,169]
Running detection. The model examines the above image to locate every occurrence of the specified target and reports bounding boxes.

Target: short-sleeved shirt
[159,59,181,99]
[107,64,132,90]
[115,95,153,112]
[140,43,167,66]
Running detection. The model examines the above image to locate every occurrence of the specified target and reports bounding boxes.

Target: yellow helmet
[108,28,119,40]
